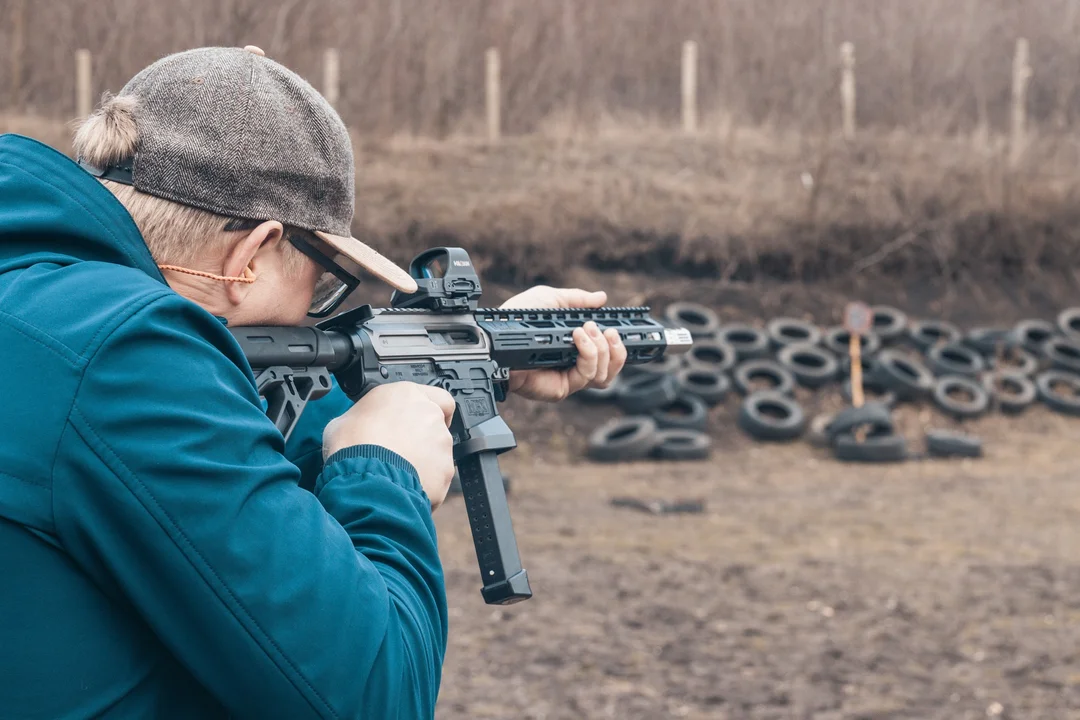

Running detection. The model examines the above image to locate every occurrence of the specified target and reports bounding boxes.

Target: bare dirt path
[433,407,1080,719]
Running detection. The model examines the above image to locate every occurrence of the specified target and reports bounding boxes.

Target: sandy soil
[432,385,1080,720]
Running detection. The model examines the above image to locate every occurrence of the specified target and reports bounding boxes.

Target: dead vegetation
[6,0,1080,137]
[7,1,1080,293]
[343,120,1080,289]
[9,112,1080,295]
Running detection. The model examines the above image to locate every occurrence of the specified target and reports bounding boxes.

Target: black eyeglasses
[286,232,360,317]
[223,218,361,318]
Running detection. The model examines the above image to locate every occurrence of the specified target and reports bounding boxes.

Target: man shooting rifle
[0,46,628,719]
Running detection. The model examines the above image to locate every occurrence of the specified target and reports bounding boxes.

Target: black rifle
[229,247,692,605]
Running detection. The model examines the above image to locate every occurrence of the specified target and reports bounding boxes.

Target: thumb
[554,288,607,309]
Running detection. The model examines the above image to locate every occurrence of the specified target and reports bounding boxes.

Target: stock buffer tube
[230,305,691,605]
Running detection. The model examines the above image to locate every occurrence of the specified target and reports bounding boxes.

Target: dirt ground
[425,269,1080,720]
[433,398,1080,720]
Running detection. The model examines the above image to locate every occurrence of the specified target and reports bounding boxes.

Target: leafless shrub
[4,0,1080,138]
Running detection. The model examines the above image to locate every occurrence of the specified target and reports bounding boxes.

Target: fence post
[682,40,698,133]
[1010,37,1032,166]
[9,0,26,108]
[840,42,856,140]
[485,47,501,142]
[75,49,92,119]
[323,48,340,108]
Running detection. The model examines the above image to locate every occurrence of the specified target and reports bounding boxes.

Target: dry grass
[348,118,1080,287]
[8,0,1080,291]
[9,112,1080,291]
[6,0,1080,137]
[0,113,72,150]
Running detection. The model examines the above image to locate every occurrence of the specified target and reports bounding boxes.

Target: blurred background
[11,0,1080,135]
[5,2,1080,718]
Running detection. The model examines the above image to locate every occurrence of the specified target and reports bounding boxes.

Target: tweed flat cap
[83,45,416,294]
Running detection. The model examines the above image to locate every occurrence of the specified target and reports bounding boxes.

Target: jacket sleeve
[51,293,448,720]
[284,379,355,492]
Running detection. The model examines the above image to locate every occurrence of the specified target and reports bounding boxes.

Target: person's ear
[221,221,283,306]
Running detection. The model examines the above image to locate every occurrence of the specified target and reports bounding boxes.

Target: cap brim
[314,231,418,294]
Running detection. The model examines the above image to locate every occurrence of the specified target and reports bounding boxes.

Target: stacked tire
[579,301,1080,463]
[585,303,724,462]
[823,402,908,463]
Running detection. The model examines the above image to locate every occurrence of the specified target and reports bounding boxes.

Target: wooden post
[75,49,92,119]
[849,336,864,408]
[323,48,340,108]
[682,40,698,133]
[485,47,500,142]
[9,0,26,108]
[1010,38,1032,167]
[840,42,856,140]
[843,302,872,441]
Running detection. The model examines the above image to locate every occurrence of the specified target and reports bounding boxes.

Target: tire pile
[581,302,1080,463]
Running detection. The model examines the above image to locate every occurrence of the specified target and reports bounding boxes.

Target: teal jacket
[0,134,447,719]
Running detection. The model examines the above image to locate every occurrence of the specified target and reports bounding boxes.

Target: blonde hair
[73,92,307,276]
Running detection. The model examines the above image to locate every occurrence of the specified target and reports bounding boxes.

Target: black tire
[736,391,806,441]
[616,372,680,413]
[635,353,686,376]
[652,429,712,460]
[685,340,738,374]
[932,375,990,419]
[1035,370,1080,416]
[926,342,986,378]
[663,302,720,338]
[732,359,796,397]
[649,395,709,432]
[925,429,983,458]
[840,379,898,409]
[965,327,1010,357]
[840,354,884,388]
[983,371,1037,414]
[716,324,771,361]
[1008,319,1058,355]
[766,317,822,350]
[1056,307,1080,342]
[776,343,839,389]
[824,402,894,444]
[872,349,936,401]
[587,416,661,462]
[1041,336,1080,374]
[991,345,1040,376]
[675,367,730,406]
[576,376,623,403]
[822,326,881,357]
[832,432,908,463]
[907,319,962,351]
[870,305,908,344]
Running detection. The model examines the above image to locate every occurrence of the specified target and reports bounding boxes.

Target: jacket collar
[0,133,165,284]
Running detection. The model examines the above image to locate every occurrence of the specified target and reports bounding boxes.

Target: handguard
[229,247,691,605]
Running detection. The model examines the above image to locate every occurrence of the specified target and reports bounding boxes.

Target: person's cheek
[291,275,316,324]
[290,261,323,324]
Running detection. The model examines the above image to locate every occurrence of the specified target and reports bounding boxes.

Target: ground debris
[608,497,706,515]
